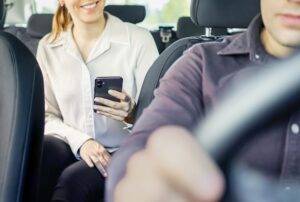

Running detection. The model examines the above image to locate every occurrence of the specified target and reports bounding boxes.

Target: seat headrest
[191,0,260,28]
[0,0,6,29]
[104,5,146,24]
[27,14,53,38]
[177,16,227,38]
[177,17,203,38]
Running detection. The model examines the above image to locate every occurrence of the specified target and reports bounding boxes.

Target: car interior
[2,1,246,56]
[1,0,300,201]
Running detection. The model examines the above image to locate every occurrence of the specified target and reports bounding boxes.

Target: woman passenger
[36,0,158,201]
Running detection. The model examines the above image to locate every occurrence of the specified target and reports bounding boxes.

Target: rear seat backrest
[5,14,52,54]
[26,14,53,38]
[4,26,39,54]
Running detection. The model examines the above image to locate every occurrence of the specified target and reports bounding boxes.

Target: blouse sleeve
[36,40,92,157]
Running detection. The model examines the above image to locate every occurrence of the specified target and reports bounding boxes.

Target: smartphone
[94,76,123,103]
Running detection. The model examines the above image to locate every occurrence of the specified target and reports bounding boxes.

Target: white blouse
[36,13,159,156]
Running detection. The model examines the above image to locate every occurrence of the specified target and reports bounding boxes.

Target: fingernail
[124,96,130,102]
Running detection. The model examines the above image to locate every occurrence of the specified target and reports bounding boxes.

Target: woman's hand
[94,90,135,123]
[79,139,111,177]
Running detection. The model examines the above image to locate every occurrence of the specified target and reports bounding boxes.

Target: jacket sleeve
[106,45,205,201]
[36,40,92,157]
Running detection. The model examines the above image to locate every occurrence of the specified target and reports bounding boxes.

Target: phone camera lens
[96,80,104,87]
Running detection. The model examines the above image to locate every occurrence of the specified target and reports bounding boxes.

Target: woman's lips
[279,13,300,28]
[80,1,99,11]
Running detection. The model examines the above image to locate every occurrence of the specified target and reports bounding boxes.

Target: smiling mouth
[80,0,100,9]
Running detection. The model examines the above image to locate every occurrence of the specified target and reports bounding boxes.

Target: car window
[34,0,191,30]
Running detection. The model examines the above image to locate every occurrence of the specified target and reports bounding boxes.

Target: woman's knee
[57,161,104,188]
[43,136,75,164]
[54,161,105,201]
[44,136,69,154]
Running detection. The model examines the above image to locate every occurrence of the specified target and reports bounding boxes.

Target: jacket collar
[217,14,276,64]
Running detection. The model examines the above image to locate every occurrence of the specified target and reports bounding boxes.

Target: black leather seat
[4,13,53,54]
[134,0,260,122]
[104,5,146,24]
[0,1,45,201]
[26,13,53,38]
[177,16,227,39]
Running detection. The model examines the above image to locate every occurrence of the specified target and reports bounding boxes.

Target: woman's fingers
[81,154,94,168]
[102,150,112,163]
[108,90,129,101]
[98,146,111,163]
[99,154,108,168]
[80,141,95,168]
[96,150,110,165]
[98,111,125,121]
[94,97,128,110]
[79,140,111,177]
[95,146,110,166]
[90,154,108,177]
[94,105,128,117]
[93,91,133,121]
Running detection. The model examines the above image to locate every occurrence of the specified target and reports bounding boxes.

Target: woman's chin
[79,15,104,25]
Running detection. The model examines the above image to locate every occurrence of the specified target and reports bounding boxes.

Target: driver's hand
[114,126,225,202]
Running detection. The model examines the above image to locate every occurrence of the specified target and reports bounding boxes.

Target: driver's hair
[49,4,72,42]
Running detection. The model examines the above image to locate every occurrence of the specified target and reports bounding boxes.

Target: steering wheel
[195,54,300,201]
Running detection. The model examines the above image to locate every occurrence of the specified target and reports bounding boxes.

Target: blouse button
[291,123,300,135]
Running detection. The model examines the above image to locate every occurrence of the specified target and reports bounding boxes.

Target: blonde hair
[49,5,72,42]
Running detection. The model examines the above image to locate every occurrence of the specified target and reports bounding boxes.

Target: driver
[107,0,300,201]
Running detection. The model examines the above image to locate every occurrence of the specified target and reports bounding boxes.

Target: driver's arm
[114,126,224,202]
[106,45,213,201]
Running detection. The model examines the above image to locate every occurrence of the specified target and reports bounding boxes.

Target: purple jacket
[106,15,300,201]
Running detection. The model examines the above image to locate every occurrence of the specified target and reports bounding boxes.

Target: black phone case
[94,76,123,103]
